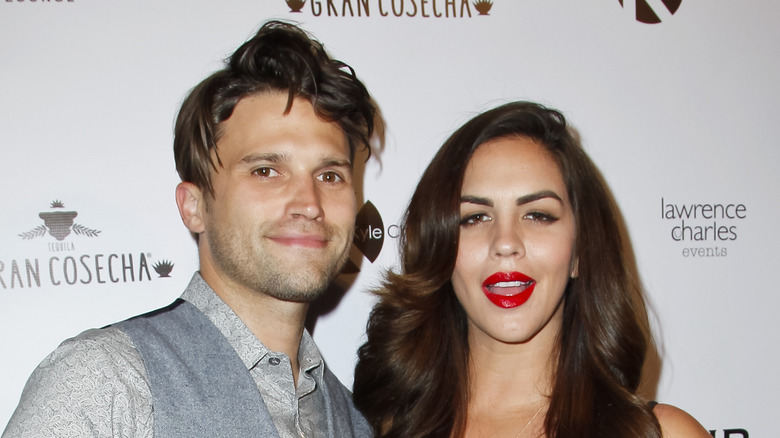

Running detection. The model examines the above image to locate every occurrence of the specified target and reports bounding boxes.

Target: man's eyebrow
[240,152,287,164]
[321,157,353,169]
[460,190,563,207]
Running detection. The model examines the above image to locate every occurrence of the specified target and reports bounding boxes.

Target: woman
[353,101,710,438]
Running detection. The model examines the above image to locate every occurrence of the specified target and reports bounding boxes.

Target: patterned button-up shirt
[3,273,340,438]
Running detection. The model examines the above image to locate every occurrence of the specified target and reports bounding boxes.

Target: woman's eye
[252,167,279,178]
[460,213,491,226]
[524,212,557,223]
[318,171,343,183]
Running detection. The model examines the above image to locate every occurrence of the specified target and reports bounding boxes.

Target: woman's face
[452,136,577,346]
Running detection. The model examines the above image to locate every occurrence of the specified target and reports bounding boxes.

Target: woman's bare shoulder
[653,403,712,438]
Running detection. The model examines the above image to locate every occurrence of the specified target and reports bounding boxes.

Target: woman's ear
[175,182,205,234]
[570,257,579,279]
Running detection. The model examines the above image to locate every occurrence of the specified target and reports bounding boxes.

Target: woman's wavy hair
[353,101,661,438]
[173,20,375,196]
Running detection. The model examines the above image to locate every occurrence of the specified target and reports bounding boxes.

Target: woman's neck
[468,332,555,406]
[463,325,558,437]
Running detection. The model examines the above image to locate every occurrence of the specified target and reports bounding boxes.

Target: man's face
[197,92,356,302]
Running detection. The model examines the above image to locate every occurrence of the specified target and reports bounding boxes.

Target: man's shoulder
[3,326,153,438]
[27,325,149,398]
[52,325,143,368]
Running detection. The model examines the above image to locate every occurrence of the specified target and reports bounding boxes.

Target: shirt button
[268,357,281,366]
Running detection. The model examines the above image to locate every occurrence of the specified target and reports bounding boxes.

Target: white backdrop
[2,1,778,436]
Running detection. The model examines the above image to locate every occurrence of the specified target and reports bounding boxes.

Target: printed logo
[286,0,305,12]
[19,200,101,242]
[286,0,492,18]
[474,1,492,15]
[709,429,749,438]
[343,201,401,274]
[152,260,175,278]
[354,200,384,264]
[619,0,682,24]
[660,197,747,258]
[1,200,175,290]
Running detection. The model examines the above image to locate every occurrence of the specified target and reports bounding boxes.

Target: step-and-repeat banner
[1,1,777,436]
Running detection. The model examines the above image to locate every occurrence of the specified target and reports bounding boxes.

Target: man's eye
[253,167,279,178]
[318,171,343,183]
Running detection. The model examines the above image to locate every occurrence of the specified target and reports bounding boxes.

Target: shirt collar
[180,272,324,380]
[299,329,324,381]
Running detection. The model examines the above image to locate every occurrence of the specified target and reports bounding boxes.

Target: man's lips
[267,234,329,248]
[482,272,536,309]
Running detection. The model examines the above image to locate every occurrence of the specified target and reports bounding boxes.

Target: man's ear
[176,182,205,234]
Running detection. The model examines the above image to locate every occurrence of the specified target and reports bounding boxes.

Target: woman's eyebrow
[460,190,563,207]
[516,190,563,205]
[460,195,492,207]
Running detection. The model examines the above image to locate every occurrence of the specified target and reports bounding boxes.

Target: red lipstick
[482,272,536,309]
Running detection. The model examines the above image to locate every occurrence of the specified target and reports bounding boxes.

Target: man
[4,21,376,438]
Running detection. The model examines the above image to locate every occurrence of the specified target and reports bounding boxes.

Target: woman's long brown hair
[353,101,661,438]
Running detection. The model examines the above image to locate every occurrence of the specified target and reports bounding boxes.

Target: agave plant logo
[18,200,101,241]
[286,0,306,13]
[619,0,682,24]
[153,259,175,278]
[473,0,493,15]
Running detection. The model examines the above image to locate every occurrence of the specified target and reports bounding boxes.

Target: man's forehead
[212,95,350,163]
